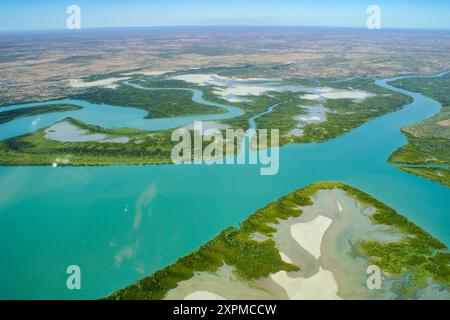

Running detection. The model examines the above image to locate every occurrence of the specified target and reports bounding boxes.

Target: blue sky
[1,0,449,30]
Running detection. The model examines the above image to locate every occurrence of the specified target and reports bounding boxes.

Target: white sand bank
[171,74,224,86]
[171,74,272,87]
[279,252,293,264]
[301,89,373,102]
[290,215,333,259]
[165,265,277,300]
[336,200,343,213]
[184,291,226,300]
[172,74,279,102]
[172,74,375,104]
[271,268,342,300]
[301,94,322,100]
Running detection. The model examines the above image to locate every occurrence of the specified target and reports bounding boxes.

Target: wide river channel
[0,74,449,299]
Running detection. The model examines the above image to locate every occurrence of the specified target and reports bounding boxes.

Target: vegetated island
[0,104,81,124]
[388,73,450,187]
[106,182,449,300]
[0,68,413,167]
[73,82,227,119]
[0,117,176,166]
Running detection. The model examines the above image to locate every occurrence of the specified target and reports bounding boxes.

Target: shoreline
[106,182,449,300]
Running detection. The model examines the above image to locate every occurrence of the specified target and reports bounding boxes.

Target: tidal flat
[0,68,413,167]
[107,182,449,300]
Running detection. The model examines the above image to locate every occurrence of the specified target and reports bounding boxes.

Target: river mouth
[0,73,449,299]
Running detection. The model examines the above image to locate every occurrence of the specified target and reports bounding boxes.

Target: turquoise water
[0,75,449,299]
[0,84,243,140]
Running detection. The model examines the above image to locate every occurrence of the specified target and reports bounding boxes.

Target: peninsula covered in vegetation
[389,73,450,187]
[107,182,449,300]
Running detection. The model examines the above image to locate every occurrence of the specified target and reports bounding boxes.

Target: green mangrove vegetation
[389,73,450,187]
[0,69,424,167]
[397,167,450,188]
[106,182,449,300]
[73,84,227,119]
[0,104,81,124]
[137,72,412,145]
[0,117,245,166]
[0,118,176,166]
[256,78,412,144]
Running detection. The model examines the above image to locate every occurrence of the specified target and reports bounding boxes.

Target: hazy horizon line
[1,24,450,33]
